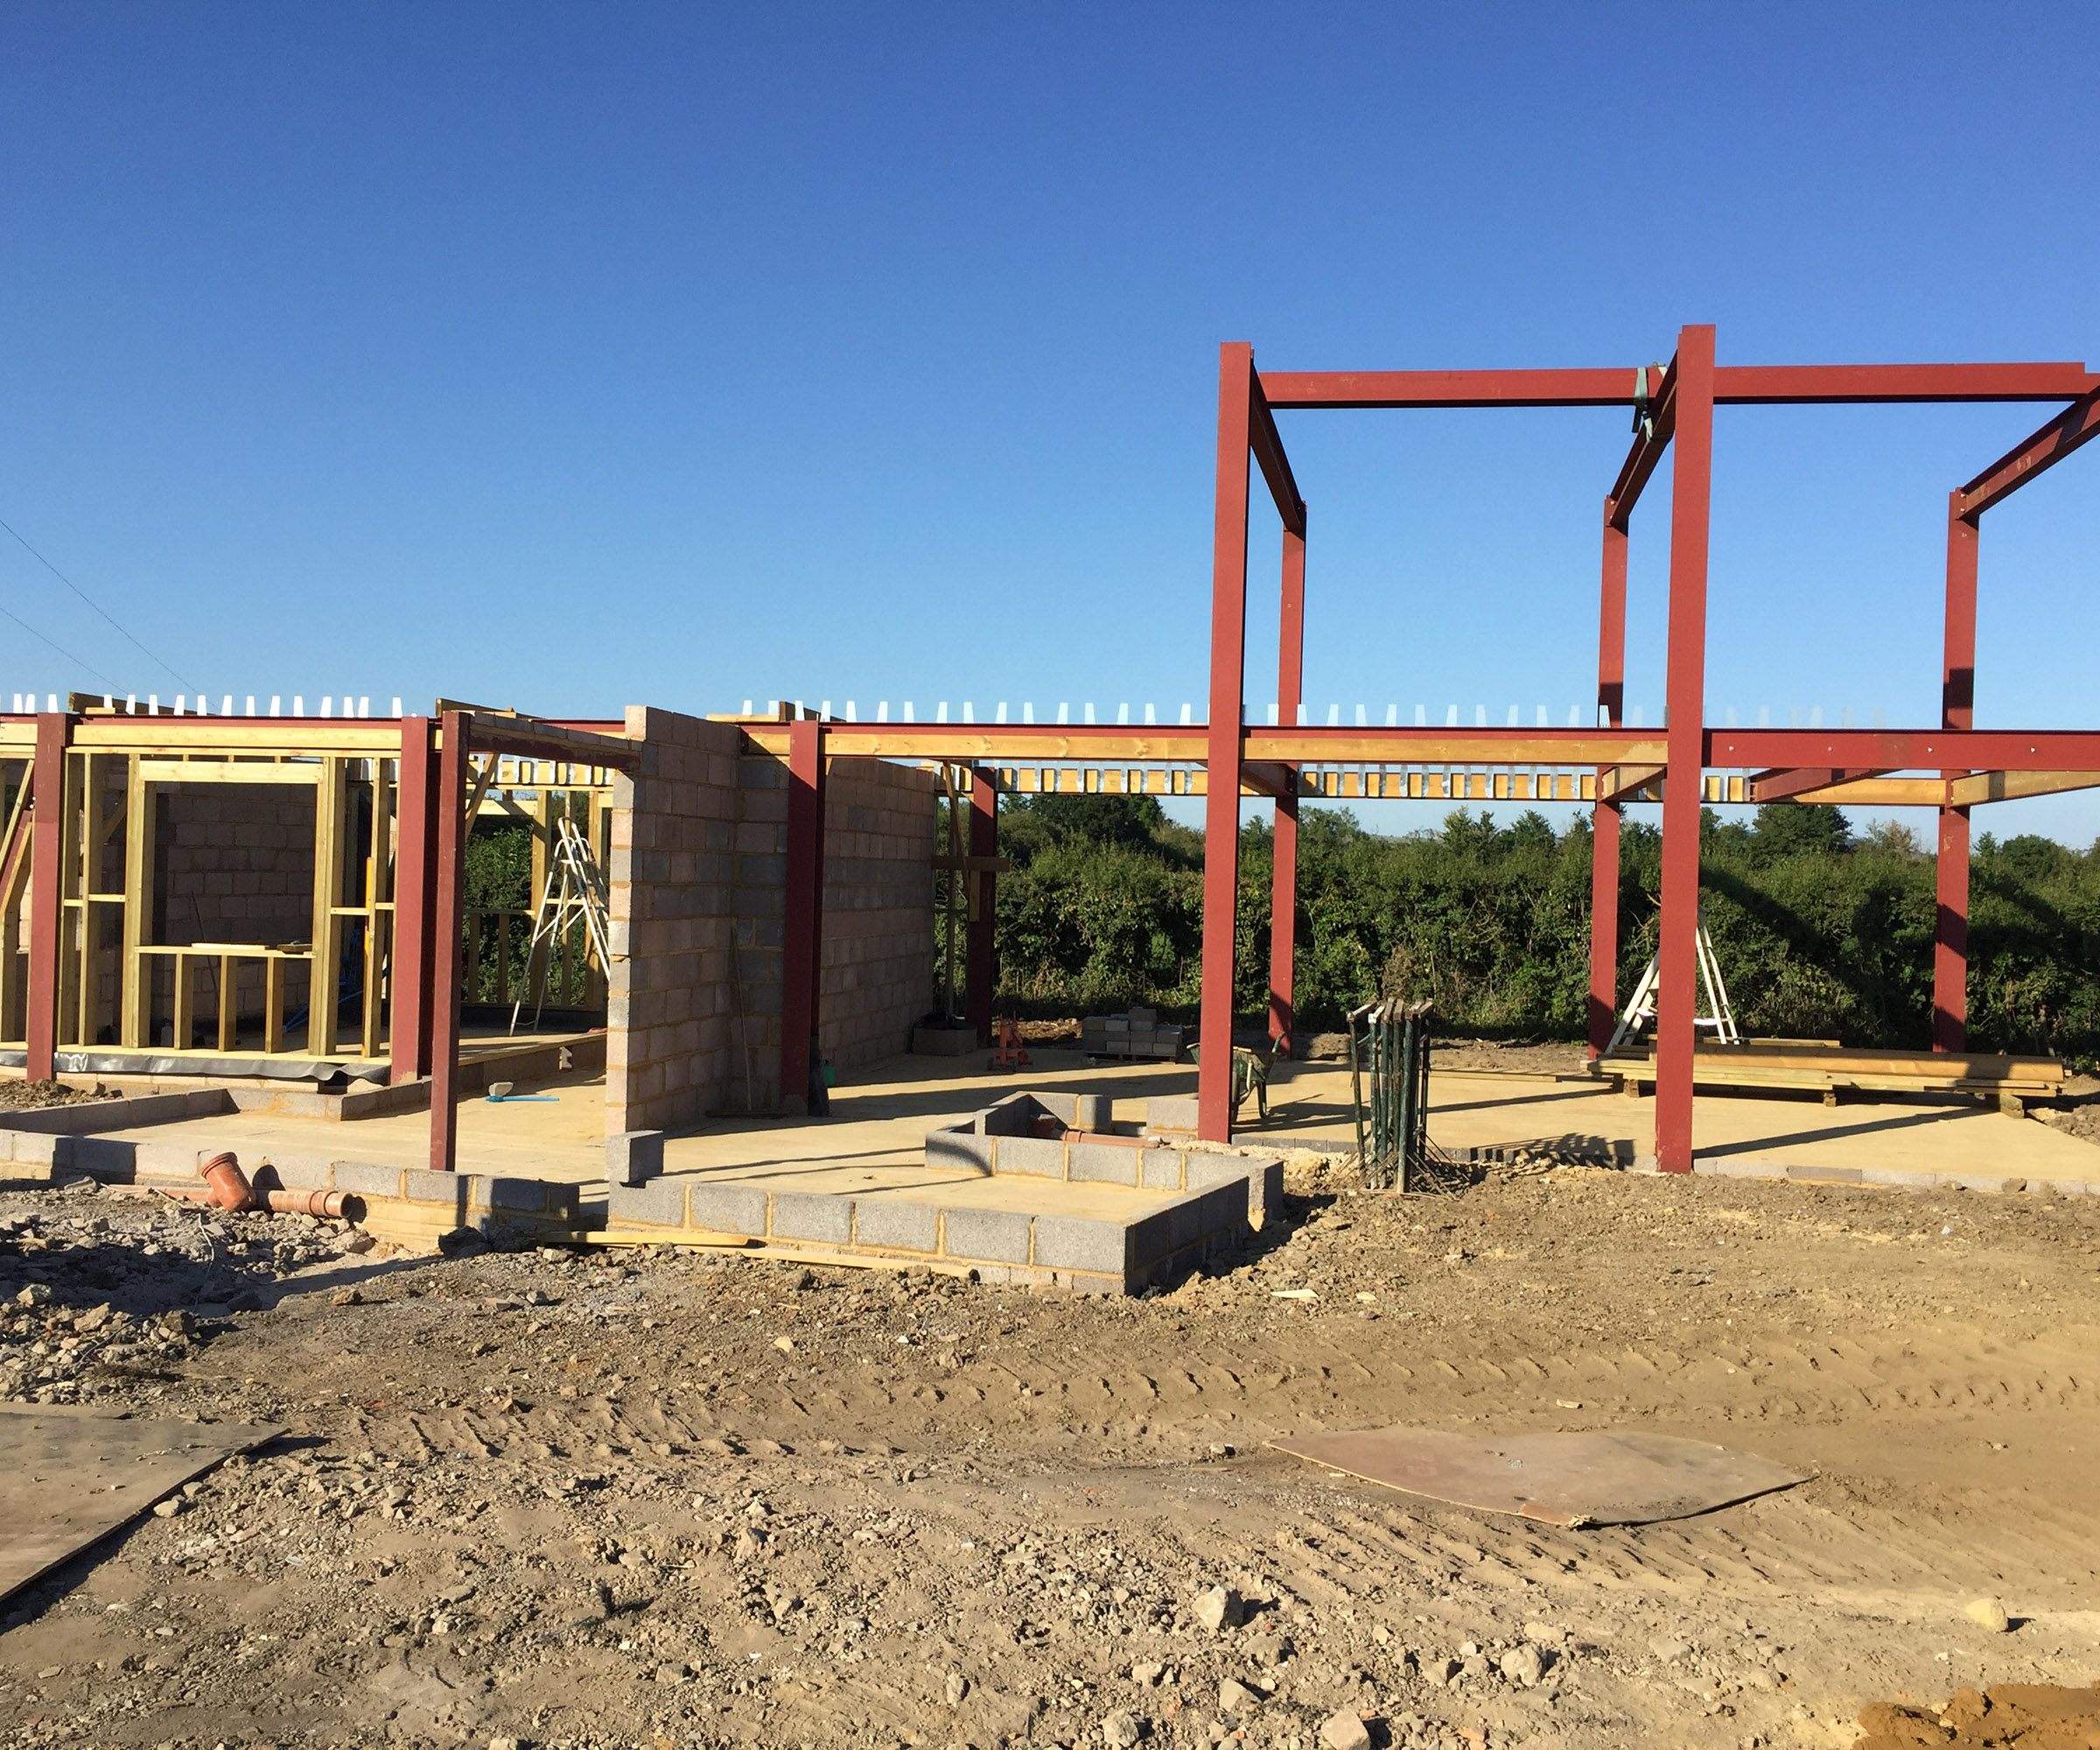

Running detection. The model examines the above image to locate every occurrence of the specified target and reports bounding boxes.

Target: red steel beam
[1656,325,1717,1175]
[22,713,66,1082]
[1249,374,1306,538]
[389,717,438,1083]
[780,718,827,1114]
[1956,384,2100,517]
[1260,368,1637,410]
[1704,728,2100,772]
[965,766,998,1045]
[1257,361,2091,411]
[1749,766,1892,803]
[1607,360,1676,521]
[1935,494,1981,1053]
[1269,519,1306,1053]
[1587,503,1628,1060]
[1198,344,1255,1142]
[1712,363,2094,404]
[427,710,469,1172]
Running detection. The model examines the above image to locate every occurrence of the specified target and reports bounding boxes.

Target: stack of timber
[1596,1040,2064,1109]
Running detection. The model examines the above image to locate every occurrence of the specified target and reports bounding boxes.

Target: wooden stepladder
[509,816,612,1034]
[1605,908,1740,1055]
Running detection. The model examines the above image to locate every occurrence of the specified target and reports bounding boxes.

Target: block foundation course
[1608,1152,2097,1195]
[602,1088,1284,1293]
[0,1126,583,1250]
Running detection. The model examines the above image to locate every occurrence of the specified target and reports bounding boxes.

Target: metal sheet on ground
[1268,1426,1808,1527]
[0,1407,281,1601]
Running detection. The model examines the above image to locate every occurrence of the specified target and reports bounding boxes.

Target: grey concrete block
[770,1190,855,1244]
[1167,1191,1208,1253]
[72,1137,136,1180]
[689,1181,770,1236]
[1690,1158,1778,1178]
[942,1206,1032,1264]
[1068,1141,1139,1186]
[1073,1093,1110,1132]
[1032,1214,1131,1275]
[248,1155,334,1191]
[926,1127,996,1176]
[975,1093,1044,1138]
[1860,1167,1941,1189]
[851,1198,941,1253]
[1140,1148,1184,1191]
[1786,1164,1862,1183]
[332,1159,405,1198]
[135,1142,201,1181]
[402,1171,474,1220]
[607,1129,664,1188]
[486,1176,556,1212]
[1129,1208,1176,1265]
[1144,1095,1200,1133]
[609,1176,687,1227]
[1029,1090,1082,1125]
[3,1130,69,1167]
[995,1134,1064,1179]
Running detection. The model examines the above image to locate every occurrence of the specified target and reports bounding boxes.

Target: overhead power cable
[0,597,115,689]
[0,514,197,691]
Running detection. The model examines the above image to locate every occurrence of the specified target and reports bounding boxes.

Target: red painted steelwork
[389,718,437,1083]
[966,766,998,1043]
[1656,326,1717,1174]
[1704,729,2100,770]
[1712,363,2095,405]
[1198,345,1256,1142]
[427,711,469,1172]
[1936,494,1981,1052]
[1587,508,1628,1060]
[780,718,826,1113]
[1261,369,1638,410]
[1270,521,1306,1052]
[1258,361,2090,412]
[23,714,66,1083]
[1749,767,1893,803]
[1957,384,2100,517]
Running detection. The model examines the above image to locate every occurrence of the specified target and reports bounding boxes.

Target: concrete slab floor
[59,1042,2100,1192]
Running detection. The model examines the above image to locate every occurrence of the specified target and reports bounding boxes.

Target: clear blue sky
[4,5,2095,839]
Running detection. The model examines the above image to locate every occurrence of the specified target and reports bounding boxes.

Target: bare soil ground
[4,1155,2099,1750]
[1298,1040,1586,1078]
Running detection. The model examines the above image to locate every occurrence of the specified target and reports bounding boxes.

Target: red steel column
[965,765,998,1043]
[1198,343,1255,1142]
[1935,493,1979,1053]
[1587,504,1628,1060]
[389,717,437,1083]
[23,712,67,1082]
[1269,518,1306,1054]
[1654,326,1717,1173]
[427,710,468,1172]
[780,718,827,1113]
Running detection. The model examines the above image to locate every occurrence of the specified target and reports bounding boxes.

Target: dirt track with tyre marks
[3,1156,2098,1749]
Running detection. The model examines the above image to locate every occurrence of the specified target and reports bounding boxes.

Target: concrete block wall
[156,784,318,1020]
[820,758,937,1071]
[606,707,748,1135]
[607,713,939,1130]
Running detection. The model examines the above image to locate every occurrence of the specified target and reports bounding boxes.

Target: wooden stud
[310,755,346,1055]
[120,755,154,1049]
[264,955,285,1054]
[172,951,193,1052]
[218,953,236,1052]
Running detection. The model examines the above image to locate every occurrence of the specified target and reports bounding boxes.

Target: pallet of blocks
[1081,1006,1189,1062]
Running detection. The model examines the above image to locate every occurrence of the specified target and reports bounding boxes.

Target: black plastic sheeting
[0,1048,389,1086]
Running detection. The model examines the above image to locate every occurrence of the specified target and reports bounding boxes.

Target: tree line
[966,794,2100,1068]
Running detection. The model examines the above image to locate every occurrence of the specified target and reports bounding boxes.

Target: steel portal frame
[1200,332,2100,1166]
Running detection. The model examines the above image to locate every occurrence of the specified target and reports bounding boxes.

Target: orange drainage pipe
[199,1151,257,1212]
[262,1187,351,1218]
